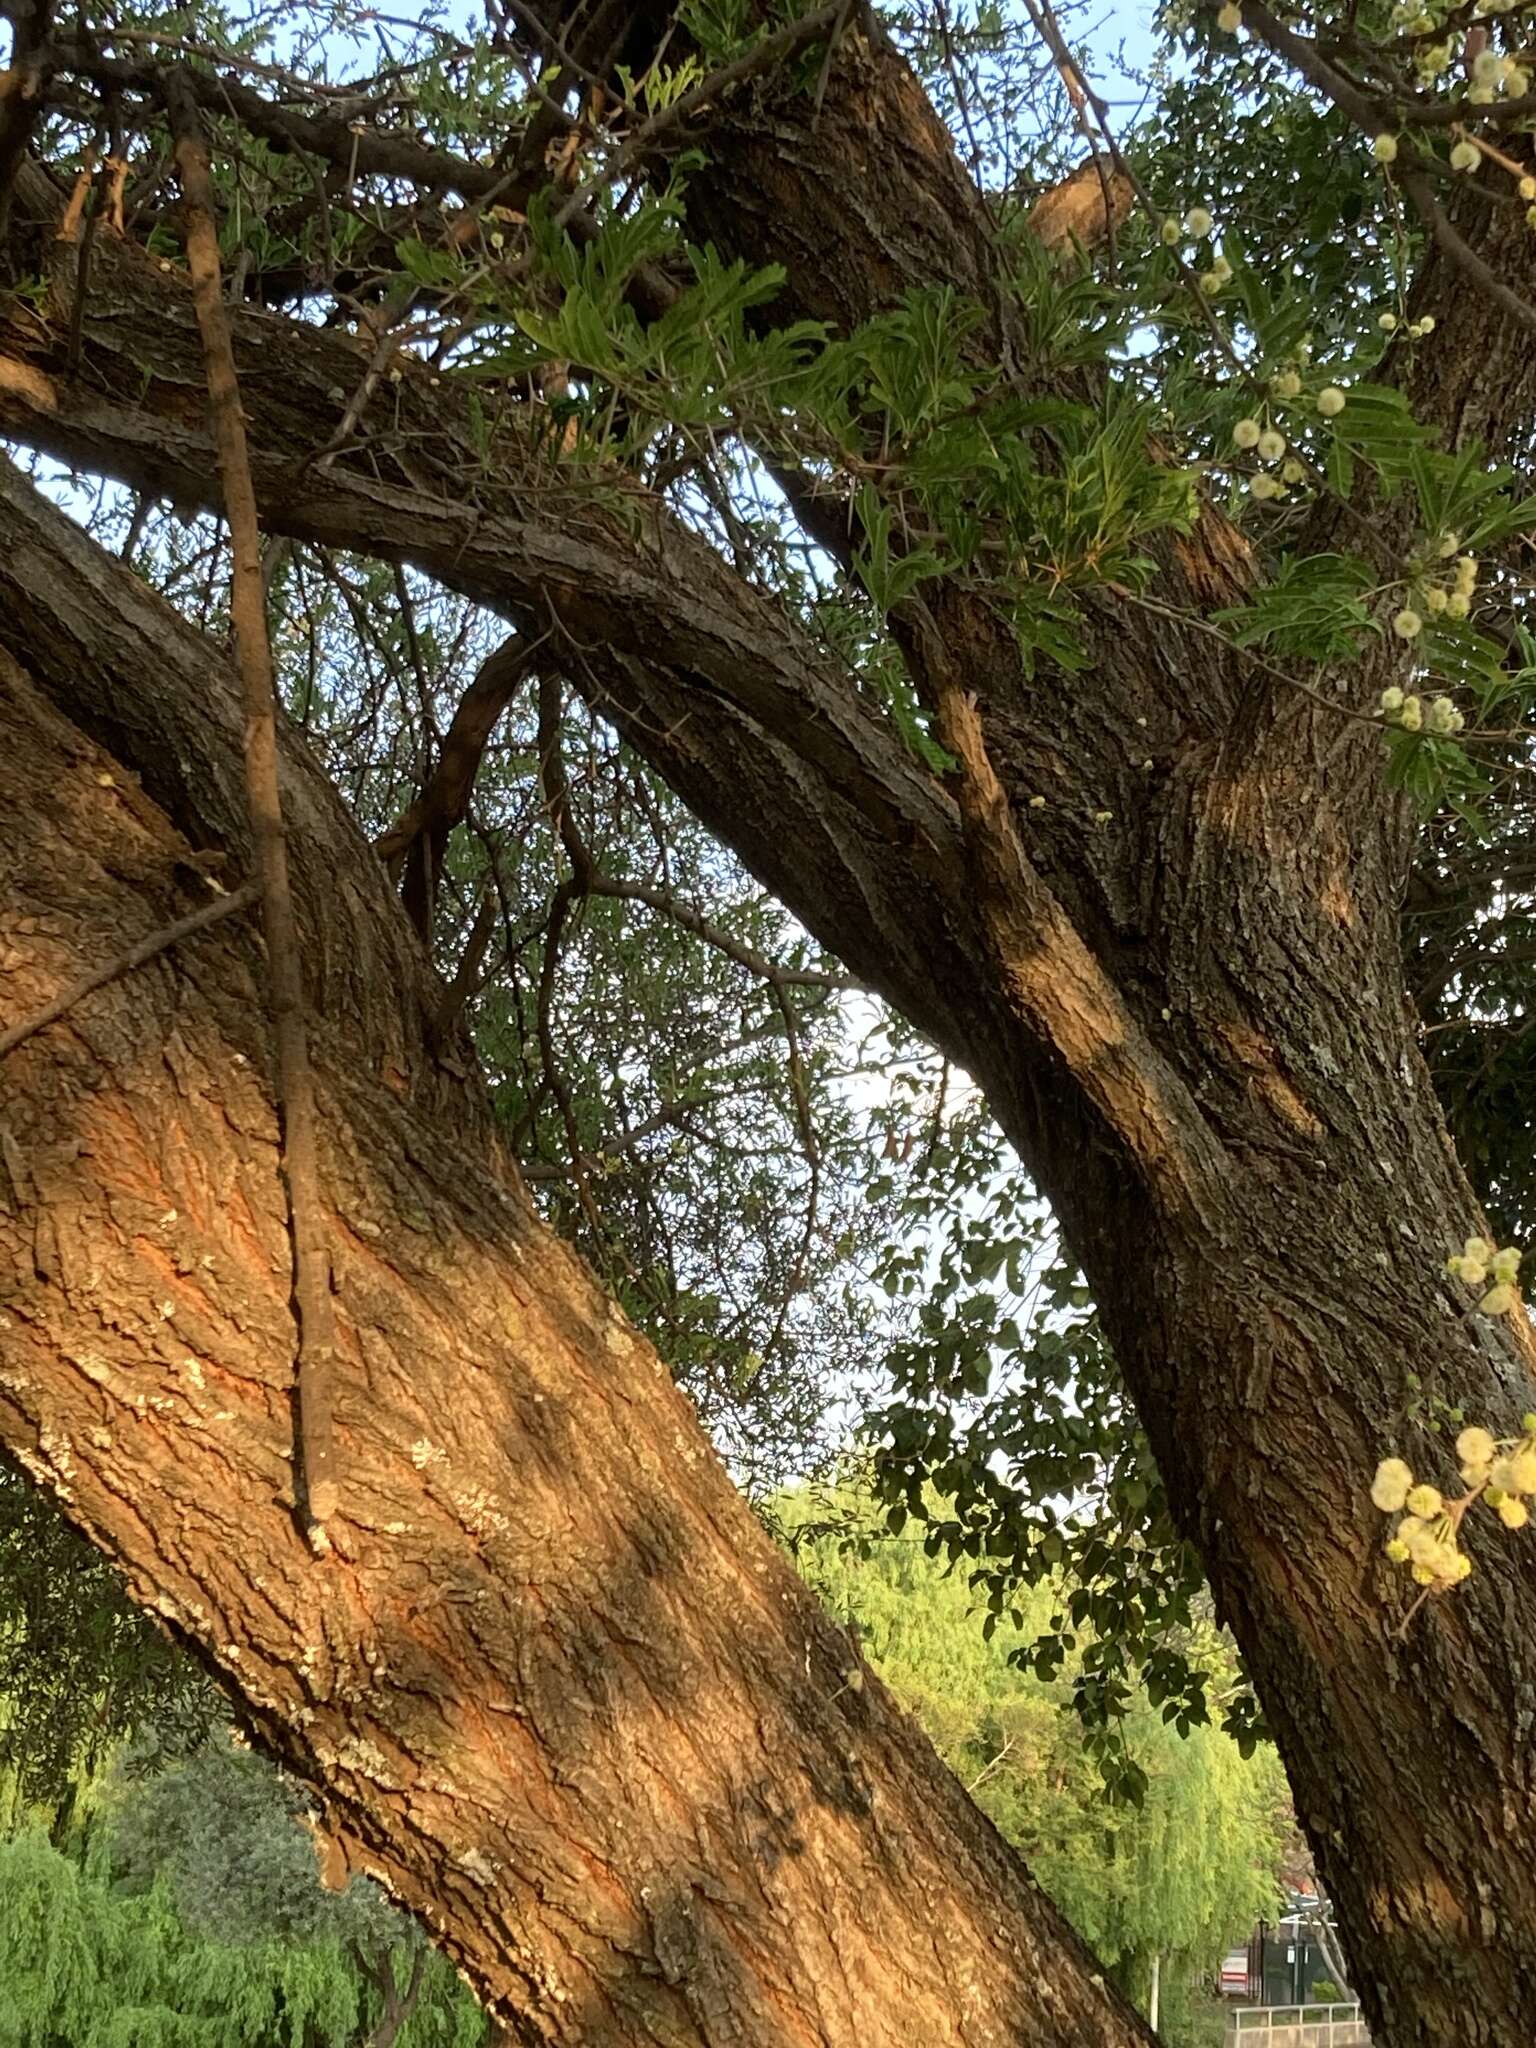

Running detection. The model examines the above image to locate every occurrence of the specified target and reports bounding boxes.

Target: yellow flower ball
[1371,1458,1415,1512]
[1405,1483,1443,1519]
[1457,1425,1498,1469]
[1499,1496,1530,1529]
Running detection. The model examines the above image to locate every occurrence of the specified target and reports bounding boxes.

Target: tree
[2,2,1536,2043]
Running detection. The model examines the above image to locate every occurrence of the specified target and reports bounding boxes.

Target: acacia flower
[1185,205,1214,237]
[1405,1483,1444,1519]
[1450,140,1482,173]
[1316,386,1346,417]
[1458,1426,1497,1464]
[1257,427,1286,460]
[1217,1,1243,28]
[1380,686,1405,714]
[1499,1497,1530,1529]
[1232,417,1263,449]
[1372,134,1399,163]
[1371,1458,1414,1511]
[1271,368,1302,398]
[1392,608,1423,640]
[1480,1283,1518,1315]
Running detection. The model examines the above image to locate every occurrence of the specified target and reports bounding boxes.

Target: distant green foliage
[0,1737,485,2048]
[0,1459,216,1812]
[863,1088,1268,1802]
[787,1485,1287,2039]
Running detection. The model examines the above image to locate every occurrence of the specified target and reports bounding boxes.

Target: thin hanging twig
[0,884,258,1063]
[167,69,339,1546]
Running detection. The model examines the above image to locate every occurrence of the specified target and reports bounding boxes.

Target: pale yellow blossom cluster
[1224,347,1353,508]
[1369,1239,1530,1616]
[1387,543,1478,649]
[1159,205,1240,296]
[1370,1458,1474,1587]
[1378,687,1463,735]
[1372,1413,1536,1594]
[1445,1234,1521,1315]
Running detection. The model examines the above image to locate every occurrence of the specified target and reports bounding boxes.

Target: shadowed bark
[0,458,1152,2047]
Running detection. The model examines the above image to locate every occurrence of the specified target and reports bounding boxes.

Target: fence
[1226,2005,1369,2048]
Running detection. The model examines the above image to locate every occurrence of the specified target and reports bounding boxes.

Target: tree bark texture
[4,19,1536,2038]
[0,462,1153,2047]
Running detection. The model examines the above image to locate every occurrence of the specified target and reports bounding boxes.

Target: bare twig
[0,883,258,1062]
[168,70,340,1544]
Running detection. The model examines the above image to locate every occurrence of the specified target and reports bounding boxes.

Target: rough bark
[5,31,1536,2044]
[0,459,1152,2046]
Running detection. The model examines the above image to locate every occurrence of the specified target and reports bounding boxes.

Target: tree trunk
[0,459,1152,2047]
[650,40,1536,2047]
[4,32,1536,2040]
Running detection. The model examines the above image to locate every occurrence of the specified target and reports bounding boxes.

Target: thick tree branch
[0,454,1154,2048]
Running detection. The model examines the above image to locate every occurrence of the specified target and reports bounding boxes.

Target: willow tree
[3,1,1536,2045]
